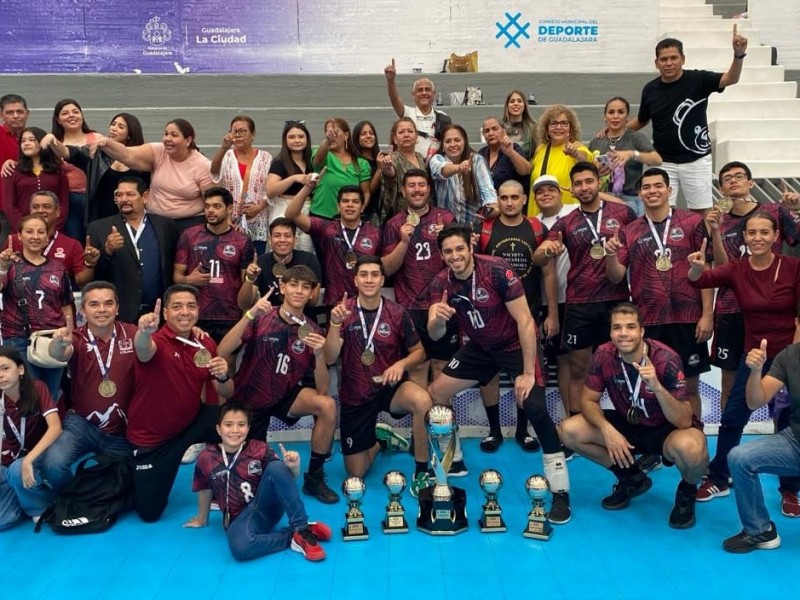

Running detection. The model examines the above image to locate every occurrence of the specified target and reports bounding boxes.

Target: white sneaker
[181,443,205,464]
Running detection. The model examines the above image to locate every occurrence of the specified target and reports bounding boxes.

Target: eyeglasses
[231,128,250,137]
[548,120,570,129]
[284,120,306,128]
[720,172,748,184]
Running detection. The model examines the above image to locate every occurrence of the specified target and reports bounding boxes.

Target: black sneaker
[302,471,340,504]
[669,485,697,529]
[479,433,503,453]
[601,473,652,510]
[723,522,781,553]
[549,491,571,524]
[515,433,541,453]
[634,453,662,474]
[447,459,468,477]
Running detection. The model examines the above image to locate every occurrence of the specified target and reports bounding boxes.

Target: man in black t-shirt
[627,28,748,215]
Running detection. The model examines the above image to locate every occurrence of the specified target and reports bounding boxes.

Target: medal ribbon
[2,393,27,459]
[357,298,383,352]
[449,269,477,307]
[645,210,673,261]
[580,204,604,244]
[42,232,57,258]
[281,308,307,330]
[620,344,650,417]
[125,216,148,260]
[87,327,116,382]
[340,221,362,254]
[221,443,244,526]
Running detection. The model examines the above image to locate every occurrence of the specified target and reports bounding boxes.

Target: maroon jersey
[691,256,800,359]
[714,203,800,315]
[10,231,85,280]
[429,255,524,352]
[193,440,279,523]
[175,225,253,323]
[307,217,382,304]
[0,258,72,338]
[230,310,322,411]
[1,380,56,466]
[547,201,634,304]
[585,339,688,428]
[127,326,219,448]
[67,322,138,436]
[382,207,454,309]
[337,296,419,406]
[616,209,708,325]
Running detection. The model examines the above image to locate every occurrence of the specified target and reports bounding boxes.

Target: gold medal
[406,211,420,227]
[298,323,313,339]
[589,244,606,260]
[716,196,733,214]
[655,254,672,272]
[361,349,376,366]
[627,406,643,425]
[272,263,287,278]
[345,251,358,270]
[98,380,117,398]
[194,348,212,367]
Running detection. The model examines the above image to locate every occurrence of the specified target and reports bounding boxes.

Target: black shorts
[562,300,620,351]
[645,322,710,378]
[541,302,568,360]
[603,409,678,466]
[710,312,745,371]
[247,386,306,441]
[409,309,459,362]
[442,341,528,387]
[339,384,407,456]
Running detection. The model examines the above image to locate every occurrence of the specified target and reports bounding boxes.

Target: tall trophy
[478,469,506,533]
[416,405,468,535]
[342,476,369,541]
[523,474,552,540]
[382,470,409,534]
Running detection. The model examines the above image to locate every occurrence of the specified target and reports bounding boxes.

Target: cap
[532,174,561,193]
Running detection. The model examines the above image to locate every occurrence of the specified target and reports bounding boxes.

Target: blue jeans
[42,411,131,493]
[729,428,800,534]
[3,336,65,402]
[0,465,24,530]
[5,454,53,519]
[226,460,308,561]
[620,193,644,217]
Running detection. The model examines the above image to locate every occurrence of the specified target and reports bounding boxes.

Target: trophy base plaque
[479,511,507,533]
[382,513,409,534]
[342,519,369,541]
[416,486,468,535]
[522,517,552,540]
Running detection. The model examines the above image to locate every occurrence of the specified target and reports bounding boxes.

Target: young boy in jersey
[185,401,332,562]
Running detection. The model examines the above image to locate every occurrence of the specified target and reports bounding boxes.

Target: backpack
[35,453,134,534]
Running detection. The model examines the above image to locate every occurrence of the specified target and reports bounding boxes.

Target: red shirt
[126,325,219,447]
[1,380,56,467]
[68,322,138,436]
[10,231,85,280]
[0,125,19,208]
[2,166,69,231]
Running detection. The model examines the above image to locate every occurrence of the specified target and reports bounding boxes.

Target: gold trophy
[523,474,553,540]
[478,469,506,533]
[382,470,409,533]
[341,476,369,541]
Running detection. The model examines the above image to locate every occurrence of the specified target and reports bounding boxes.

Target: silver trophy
[382,470,409,533]
[478,469,506,533]
[341,476,369,541]
[523,474,553,540]
[416,405,468,535]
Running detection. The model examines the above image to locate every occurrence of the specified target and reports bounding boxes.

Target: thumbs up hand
[105,225,125,255]
[745,338,768,371]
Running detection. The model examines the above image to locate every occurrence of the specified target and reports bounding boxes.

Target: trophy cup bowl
[384,470,407,496]
[478,469,506,533]
[343,476,366,501]
[479,469,503,495]
[382,470,409,534]
[425,405,455,437]
[342,476,368,541]
[525,474,550,500]
[523,474,552,540]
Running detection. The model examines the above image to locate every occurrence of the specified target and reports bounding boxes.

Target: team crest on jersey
[49,274,59,285]
[378,323,391,337]
[605,218,620,230]
[360,238,374,250]
[222,244,236,257]
[427,223,438,235]
[475,288,490,303]
[247,460,262,476]
[54,248,66,259]
[686,354,699,367]
[504,270,519,285]
[291,339,306,354]
[669,227,685,242]
[118,338,134,353]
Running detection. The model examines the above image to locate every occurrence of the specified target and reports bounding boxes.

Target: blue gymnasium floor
[4,436,795,600]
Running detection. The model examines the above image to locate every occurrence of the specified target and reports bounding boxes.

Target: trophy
[416,405,468,535]
[478,469,506,533]
[382,470,409,534]
[523,474,553,540]
[341,476,369,541]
